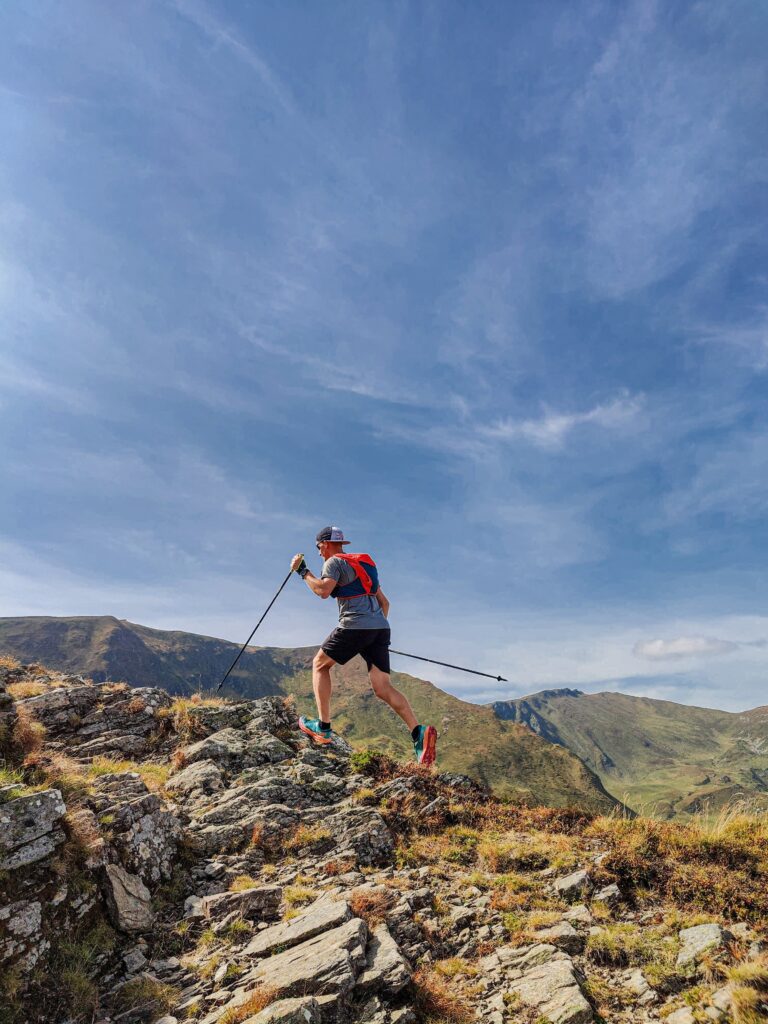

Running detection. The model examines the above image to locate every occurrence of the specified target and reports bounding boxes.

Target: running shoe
[298,716,333,745]
[413,724,438,766]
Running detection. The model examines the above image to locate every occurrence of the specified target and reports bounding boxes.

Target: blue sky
[1,1,767,711]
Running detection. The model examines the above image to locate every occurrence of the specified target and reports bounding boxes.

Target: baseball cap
[316,526,351,545]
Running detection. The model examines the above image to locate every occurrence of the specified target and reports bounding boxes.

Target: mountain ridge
[0,615,621,812]
[492,687,768,817]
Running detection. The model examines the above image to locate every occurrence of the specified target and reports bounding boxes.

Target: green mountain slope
[492,688,768,817]
[0,615,621,812]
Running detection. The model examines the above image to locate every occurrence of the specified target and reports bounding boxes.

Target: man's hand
[291,553,308,575]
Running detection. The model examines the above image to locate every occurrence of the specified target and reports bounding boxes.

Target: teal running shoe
[413,724,437,766]
[298,716,333,746]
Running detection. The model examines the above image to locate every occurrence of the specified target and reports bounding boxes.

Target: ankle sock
[411,725,421,742]
[320,720,331,732]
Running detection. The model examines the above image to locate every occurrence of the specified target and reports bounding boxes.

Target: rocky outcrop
[1,665,764,1024]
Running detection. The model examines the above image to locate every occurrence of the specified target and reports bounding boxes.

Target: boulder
[494,944,592,1024]
[666,1010,696,1024]
[103,863,155,933]
[165,759,225,799]
[0,788,67,869]
[533,921,584,954]
[181,728,250,768]
[201,885,282,923]
[355,923,411,997]
[320,808,394,867]
[553,869,590,902]
[244,898,351,957]
[241,998,321,1023]
[233,919,367,1010]
[676,924,732,968]
[592,883,622,908]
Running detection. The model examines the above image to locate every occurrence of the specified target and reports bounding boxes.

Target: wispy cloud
[482,391,644,450]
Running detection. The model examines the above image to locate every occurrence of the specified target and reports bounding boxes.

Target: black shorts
[321,627,391,673]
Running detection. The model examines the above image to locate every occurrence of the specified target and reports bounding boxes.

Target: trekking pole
[389,649,507,682]
[216,567,295,693]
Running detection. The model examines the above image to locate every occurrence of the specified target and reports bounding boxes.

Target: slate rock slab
[0,788,67,869]
[244,898,351,957]
[355,923,411,997]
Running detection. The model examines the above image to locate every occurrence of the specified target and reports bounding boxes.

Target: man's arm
[290,553,336,599]
[303,571,336,599]
[376,589,390,618]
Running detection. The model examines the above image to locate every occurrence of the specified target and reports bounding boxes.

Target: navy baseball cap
[316,526,351,544]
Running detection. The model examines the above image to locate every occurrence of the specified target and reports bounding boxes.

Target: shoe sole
[418,725,438,766]
[299,719,333,745]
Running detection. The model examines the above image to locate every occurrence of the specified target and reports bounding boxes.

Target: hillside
[492,688,768,818]
[1,661,766,1024]
[0,616,620,812]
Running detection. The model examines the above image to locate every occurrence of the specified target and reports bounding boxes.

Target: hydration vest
[331,553,379,600]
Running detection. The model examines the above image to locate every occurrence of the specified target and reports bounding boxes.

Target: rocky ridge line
[0,662,765,1024]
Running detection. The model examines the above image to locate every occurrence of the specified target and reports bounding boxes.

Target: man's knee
[369,668,391,697]
[314,649,335,671]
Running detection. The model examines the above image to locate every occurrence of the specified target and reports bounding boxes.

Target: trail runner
[291,526,438,765]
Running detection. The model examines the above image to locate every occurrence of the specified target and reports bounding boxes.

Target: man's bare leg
[312,648,336,723]
[368,666,418,731]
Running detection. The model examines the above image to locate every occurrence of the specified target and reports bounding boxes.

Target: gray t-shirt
[322,556,389,630]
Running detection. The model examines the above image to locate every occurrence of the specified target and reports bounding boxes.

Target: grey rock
[0,788,67,869]
[201,885,282,922]
[553,869,590,902]
[166,759,225,799]
[563,904,593,926]
[184,895,204,918]
[320,807,394,867]
[711,986,733,1011]
[676,924,731,967]
[623,968,651,996]
[182,728,250,768]
[533,922,584,954]
[0,900,43,967]
[592,883,622,907]
[123,947,148,972]
[244,898,351,957]
[241,998,321,1023]
[666,1010,696,1024]
[244,918,367,1000]
[502,944,593,1024]
[103,864,154,933]
[355,923,410,997]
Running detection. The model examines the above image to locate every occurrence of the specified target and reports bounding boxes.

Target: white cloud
[482,391,643,449]
[634,635,739,660]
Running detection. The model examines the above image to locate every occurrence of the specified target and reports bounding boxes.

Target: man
[290,526,437,765]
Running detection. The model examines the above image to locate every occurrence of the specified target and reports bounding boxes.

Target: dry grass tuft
[412,966,476,1022]
[25,751,92,803]
[171,748,188,771]
[321,857,357,876]
[218,986,281,1023]
[285,823,331,852]
[0,653,21,671]
[12,705,46,755]
[7,681,47,699]
[727,956,768,1024]
[349,887,397,927]
[114,976,180,1014]
[229,874,260,892]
